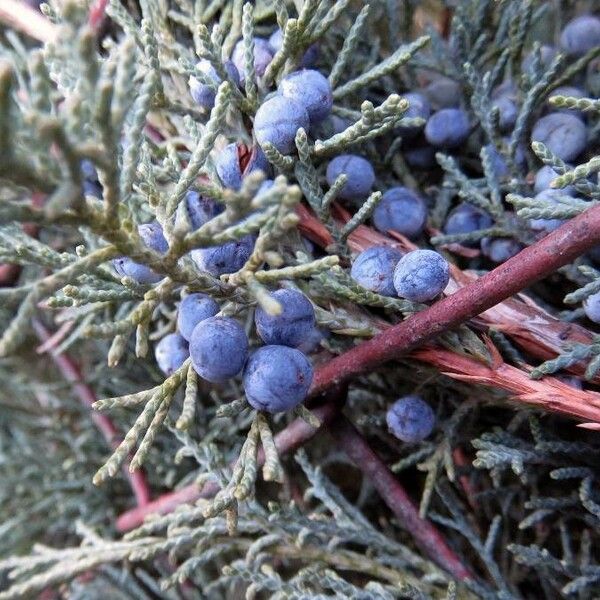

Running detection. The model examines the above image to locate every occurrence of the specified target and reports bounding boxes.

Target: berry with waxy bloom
[351,246,403,297]
[393,249,450,303]
[325,154,375,202]
[386,395,435,443]
[155,333,189,376]
[177,294,220,341]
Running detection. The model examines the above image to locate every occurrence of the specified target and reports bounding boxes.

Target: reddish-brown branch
[306,203,600,399]
[32,320,151,508]
[116,400,341,531]
[88,0,109,32]
[328,414,473,581]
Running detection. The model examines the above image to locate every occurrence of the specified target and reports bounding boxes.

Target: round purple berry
[189,59,240,108]
[560,15,600,57]
[180,191,223,230]
[584,291,600,324]
[533,165,575,195]
[372,187,427,239]
[424,108,471,148]
[531,113,587,162]
[254,95,310,154]
[243,345,313,413]
[396,92,431,138]
[386,395,435,443]
[491,95,518,132]
[444,203,493,247]
[177,293,220,341]
[191,234,256,277]
[424,76,461,109]
[325,154,375,202]
[190,317,249,382]
[113,221,168,284]
[480,237,523,263]
[279,69,333,124]
[268,29,318,68]
[350,246,403,297]
[155,333,189,376]
[404,144,437,169]
[393,249,450,303]
[255,289,316,347]
[484,142,527,179]
[216,143,271,190]
[232,37,273,84]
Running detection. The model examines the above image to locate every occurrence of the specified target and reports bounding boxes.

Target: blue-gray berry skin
[444,203,493,247]
[177,294,220,341]
[424,108,470,148]
[588,245,600,264]
[372,187,427,239]
[484,142,526,178]
[297,327,327,354]
[534,165,575,195]
[491,95,518,132]
[232,37,273,84]
[396,92,431,138]
[325,154,375,202]
[531,113,587,162]
[522,45,557,77]
[155,333,189,376]
[191,234,256,277]
[216,143,271,190]
[584,291,600,324]
[190,317,249,382]
[424,76,461,109]
[189,59,240,108]
[255,289,316,347]
[481,237,523,263]
[393,249,450,303]
[181,191,223,230]
[404,145,436,169]
[81,160,103,198]
[243,345,313,413]
[268,30,318,67]
[113,221,168,284]
[279,69,333,124]
[386,395,435,443]
[528,189,569,233]
[351,246,403,297]
[254,95,310,154]
[560,15,600,57]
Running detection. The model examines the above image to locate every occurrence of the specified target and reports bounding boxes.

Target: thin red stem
[308,203,600,399]
[328,414,473,581]
[32,319,151,508]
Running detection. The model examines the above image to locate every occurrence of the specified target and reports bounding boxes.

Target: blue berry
[560,15,600,57]
[189,59,240,108]
[444,203,493,247]
[191,234,256,277]
[522,45,557,77]
[190,317,249,382]
[351,246,403,297]
[528,189,568,233]
[424,108,470,148]
[113,221,168,284]
[232,37,273,85]
[588,245,600,264]
[533,165,575,195]
[268,30,318,67]
[396,92,431,138]
[584,291,600,324]
[243,345,313,413]
[531,113,587,162]
[372,187,427,239]
[81,160,103,198]
[325,154,375,202]
[279,69,333,124]
[393,249,450,303]
[484,142,526,178]
[491,95,518,132]
[424,76,461,109]
[254,95,310,154]
[180,191,223,230]
[177,293,220,341]
[481,237,523,263]
[155,333,189,376]
[216,143,271,190]
[255,289,316,347]
[403,144,436,169]
[386,395,435,443]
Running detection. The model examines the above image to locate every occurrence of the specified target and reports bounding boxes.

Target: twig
[0,0,57,43]
[328,413,473,582]
[115,400,341,531]
[88,0,109,32]
[303,203,600,399]
[32,319,151,508]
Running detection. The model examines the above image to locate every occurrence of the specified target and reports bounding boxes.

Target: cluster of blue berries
[154,288,318,414]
